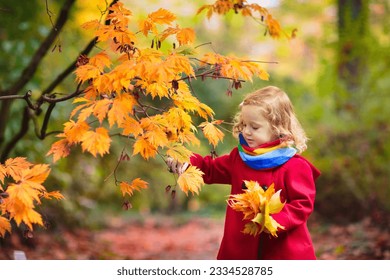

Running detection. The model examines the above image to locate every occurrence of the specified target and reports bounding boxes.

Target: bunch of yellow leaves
[228,181,285,237]
[0,157,64,237]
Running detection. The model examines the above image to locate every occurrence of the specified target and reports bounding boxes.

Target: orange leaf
[119,178,148,197]
[89,51,111,71]
[107,94,136,127]
[22,164,51,185]
[80,127,112,157]
[132,137,157,159]
[47,138,72,163]
[74,64,101,83]
[93,99,112,123]
[176,28,195,46]
[64,120,90,144]
[266,14,282,39]
[7,182,41,210]
[199,120,225,147]
[119,115,143,137]
[166,143,193,163]
[148,8,176,25]
[138,18,155,36]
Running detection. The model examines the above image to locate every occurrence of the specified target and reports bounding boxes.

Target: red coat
[190,147,320,260]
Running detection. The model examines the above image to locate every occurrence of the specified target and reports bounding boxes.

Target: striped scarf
[238,134,297,170]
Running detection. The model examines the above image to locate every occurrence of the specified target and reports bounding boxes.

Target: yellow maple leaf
[119,178,148,197]
[176,28,196,46]
[132,137,157,159]
[165,143,193,163]
[74,64,101,83]
[4,157,33,181]
[93,73,113,94]
[108,1,132,17]
[178,128,201,146]
[93,99,113,123]
[0,216,11,238]
[89,51,111,71]
[166,53,194,77]
[148,8,176,25]
[119,115,143,137]
[177,166,204,196]
[138,18,155,36]
[107,94,136,127]
[80,127,112,157]
[22,164,51,186]
[144,128,169,148]
[146,82,170,99]
[199,120,225,147]
[164,107,193,132]
[11,206,43,230]
[64,120,90,144]
[266,14,282,39]
[1,158,60,233]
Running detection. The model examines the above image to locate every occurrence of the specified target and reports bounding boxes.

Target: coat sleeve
[190,152,233,185]
[271,157,318,232]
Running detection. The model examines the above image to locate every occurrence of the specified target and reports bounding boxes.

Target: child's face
[240,105,276,147]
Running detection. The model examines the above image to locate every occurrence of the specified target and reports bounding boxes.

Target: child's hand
[166,157,190,175]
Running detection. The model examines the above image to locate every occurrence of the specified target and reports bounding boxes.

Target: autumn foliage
[228,181,285,237]
[0,158,64,238]
[1,0,285,237]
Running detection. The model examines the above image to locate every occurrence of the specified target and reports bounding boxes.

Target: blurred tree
[336,0,369,112]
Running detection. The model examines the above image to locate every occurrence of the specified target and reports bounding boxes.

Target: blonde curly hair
[233,86,308,153]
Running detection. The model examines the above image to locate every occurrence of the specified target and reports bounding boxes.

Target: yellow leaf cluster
[139,8,176,36]
[0,158,63,237]
[197,0,287,39]
[228,181,285,237]
[201,53,269,81]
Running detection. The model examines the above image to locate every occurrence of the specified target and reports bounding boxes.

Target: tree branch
[3,0,76,97]
[0,107,31,163]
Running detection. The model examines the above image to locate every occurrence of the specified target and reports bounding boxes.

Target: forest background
[0,0,389,260]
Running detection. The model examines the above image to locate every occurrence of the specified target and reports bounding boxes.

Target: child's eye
[252,126,259,130]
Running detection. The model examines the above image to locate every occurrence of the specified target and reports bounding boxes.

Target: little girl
[171,86,320,260]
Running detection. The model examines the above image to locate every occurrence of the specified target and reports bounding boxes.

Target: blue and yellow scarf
[238,134,297,170]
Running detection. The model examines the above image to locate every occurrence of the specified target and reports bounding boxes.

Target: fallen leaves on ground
[0,214,389,260]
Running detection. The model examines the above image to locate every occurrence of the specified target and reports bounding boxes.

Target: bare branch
[4,0,77,98]
[0,107,31,163]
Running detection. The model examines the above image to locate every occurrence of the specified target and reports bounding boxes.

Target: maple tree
[0,0,288,237]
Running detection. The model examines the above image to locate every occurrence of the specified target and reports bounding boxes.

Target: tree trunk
[336,0,369,112]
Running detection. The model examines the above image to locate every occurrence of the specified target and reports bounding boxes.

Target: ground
[1,214,389,260]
